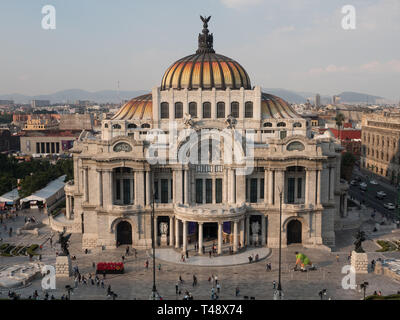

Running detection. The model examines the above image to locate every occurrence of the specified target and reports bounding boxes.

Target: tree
[341,152,356,181]
[335,112,345,141]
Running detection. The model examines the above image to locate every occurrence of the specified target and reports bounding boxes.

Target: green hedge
[26,244,39,256]
[366,294,400,300]
[376,240,398,252]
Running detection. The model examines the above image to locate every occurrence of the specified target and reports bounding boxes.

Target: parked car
[370,180,378,185]
[384,203,395,210]
[350,180,358,186]
[376,191,387,199]
[359,182,367,191]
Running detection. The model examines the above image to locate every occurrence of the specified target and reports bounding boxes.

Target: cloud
[308,65,348,75]
[220,0,263,9]
[308,60,400,76]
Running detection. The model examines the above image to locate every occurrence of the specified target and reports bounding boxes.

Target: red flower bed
[96,262,124,274]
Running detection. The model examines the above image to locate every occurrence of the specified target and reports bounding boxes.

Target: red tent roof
[329,128,361,140]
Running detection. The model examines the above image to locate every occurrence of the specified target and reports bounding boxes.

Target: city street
[349,167,399,221]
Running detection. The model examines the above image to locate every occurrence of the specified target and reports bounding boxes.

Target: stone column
[175,169,183,204]
[233,220,238,252]
[261,215,266,246]
[182,220,188,253]
[184,169,189,204]
[65,196,70,219]
[169,216,174,247]
[268,169,274,205]
[198,222,203,255]
[246,215,250,246]
[175,218,180,248]
[228,169,235,204]
[104,170,113,209]
[240,219,244,248]
[317,169,321,205]
[97,170,103,207]
[135,171,145,206]
[305,169,310,206]
[146,170,151,206]
[84,167,89,202]
[154,216,158,247]
[236,174,245,204]
[218,222,223,254]
[264,169,268,203]
[212,177,216,204]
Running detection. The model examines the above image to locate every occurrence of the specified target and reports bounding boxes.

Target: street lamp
[274,191,283,300]
[150,190,159,300]
[360,281,369,300]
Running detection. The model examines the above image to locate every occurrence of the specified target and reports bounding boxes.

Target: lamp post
[150,191,158,300]
[360,281,368,300]
[274,191,283,299]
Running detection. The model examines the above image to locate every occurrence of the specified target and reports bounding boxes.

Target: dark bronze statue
[353,230,366,253]
[58,230,72,256]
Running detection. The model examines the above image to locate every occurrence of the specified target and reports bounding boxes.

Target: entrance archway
[287,219,302,245]
[203,223,217,240]
[116,221,132,245]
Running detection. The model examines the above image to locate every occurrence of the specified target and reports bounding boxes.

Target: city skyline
[0,0,399,100]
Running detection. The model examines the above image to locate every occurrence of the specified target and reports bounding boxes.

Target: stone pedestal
[351,251,368,274]
[56,255,72,277]
[160,234,168,246]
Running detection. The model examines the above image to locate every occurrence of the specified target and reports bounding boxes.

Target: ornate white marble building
[61,18,348,253]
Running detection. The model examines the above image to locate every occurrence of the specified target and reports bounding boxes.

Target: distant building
[0,100,14,106]
[332,95,341,104]
[328,128,361,159]
[315,94,321,107]
[31,100,50,108]
[59,113,94,131]
[361,113,400,184]
[23,118,59,131]
[19,130,79,155]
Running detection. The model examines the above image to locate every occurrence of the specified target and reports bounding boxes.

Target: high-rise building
[315,94,321,107]
[31,100,50,108]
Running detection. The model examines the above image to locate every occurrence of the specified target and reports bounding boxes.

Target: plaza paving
[1,208,400,300]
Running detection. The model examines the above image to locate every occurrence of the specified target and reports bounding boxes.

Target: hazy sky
[0,0,399,100]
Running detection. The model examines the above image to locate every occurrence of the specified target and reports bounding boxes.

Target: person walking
[216,283,221,294]
[273,280,276,290]
[235,287,240,297]
[192,275,197,287]
[175,283,179,295]
[145,260,149,269]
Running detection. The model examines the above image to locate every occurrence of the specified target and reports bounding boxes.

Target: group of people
[248,253,259,263]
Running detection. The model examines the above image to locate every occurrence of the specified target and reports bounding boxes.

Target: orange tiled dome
[112,94,152,120]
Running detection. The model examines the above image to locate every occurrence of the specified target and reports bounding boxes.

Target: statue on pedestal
[58,231,72,256]
[159,222,169,236]
[225,114,237,129]
[183,113,194,128]
[354,230,366,253]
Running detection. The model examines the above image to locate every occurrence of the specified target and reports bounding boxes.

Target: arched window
[287,141,305,151]
[141,123,150,128]
[231,102,239,118]
[277,122,286,127]
[263,122,272,127]
[245,101,253,118]
[104,124,108,128]
[128,123,137,129]
[175,102,183,119]
[189,102,197,118]
[217,102,225,118]
[112,124,121,129]
[160,102,169,119]
[293,122,302,128]
[203,102,211,118]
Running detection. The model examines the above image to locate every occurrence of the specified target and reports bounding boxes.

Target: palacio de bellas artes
[62,17,347,253]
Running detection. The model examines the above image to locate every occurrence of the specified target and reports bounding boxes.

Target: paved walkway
[153,247,271,267]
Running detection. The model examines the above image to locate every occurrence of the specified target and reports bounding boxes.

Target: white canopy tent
[0,188,20,205]
[20,175,66,208]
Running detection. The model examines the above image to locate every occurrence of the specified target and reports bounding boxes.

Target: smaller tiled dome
[112,94,152,120]
[261,93,301,119]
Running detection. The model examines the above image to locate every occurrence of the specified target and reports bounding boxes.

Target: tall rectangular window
[123,179,130,204]
[175,102,183,119]
[297,178,302,199]
[161,179,168,203]
[217,102,225,118]
[216,179,222,203]
[260,178,264,199]
[161,102,169,119]
[203,102,211,118]
[250,178,258,203]
[245,101,253,118]
[196,179,203,204]
[206,179,212,203]
[154,181,159,200]
[189,102,197,118]
[231,102,239,118]
[116,179,121,200]
[287,177,295,203]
